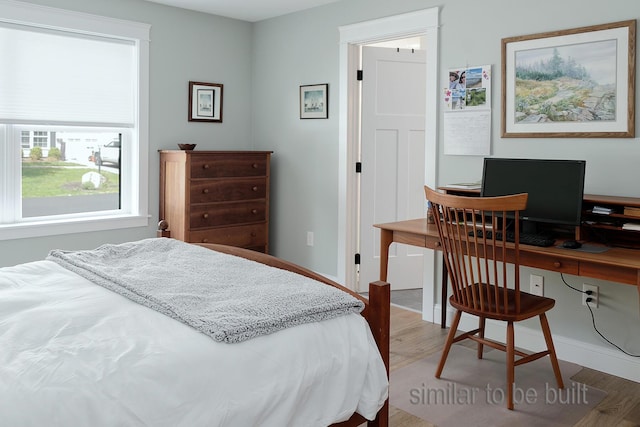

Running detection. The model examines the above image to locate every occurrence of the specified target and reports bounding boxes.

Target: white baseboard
[432,304,640,383]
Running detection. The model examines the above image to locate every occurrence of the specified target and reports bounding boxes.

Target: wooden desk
[375,218,640,327]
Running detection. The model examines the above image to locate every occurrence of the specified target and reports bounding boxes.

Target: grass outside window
[22,160,119,198]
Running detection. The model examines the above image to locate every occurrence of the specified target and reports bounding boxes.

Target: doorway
[337,8,440,322]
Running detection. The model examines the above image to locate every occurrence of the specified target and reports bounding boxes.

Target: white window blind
[0,23,135,125]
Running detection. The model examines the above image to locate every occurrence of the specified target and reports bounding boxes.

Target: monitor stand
[521,220,554,238]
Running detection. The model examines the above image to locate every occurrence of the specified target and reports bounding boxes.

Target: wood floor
[387,305,640,427]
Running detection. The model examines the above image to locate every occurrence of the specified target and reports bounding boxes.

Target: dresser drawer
[190,177,267,203]
[190,155,268,179]
[189,223,267,247]
[190,202,266,228]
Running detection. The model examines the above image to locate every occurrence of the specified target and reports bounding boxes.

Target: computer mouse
[562,240,582,249]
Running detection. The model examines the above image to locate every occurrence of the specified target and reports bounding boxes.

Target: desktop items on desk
[562,240,582,249]
[442,158,586,247]
[442,157,640,251]
[580,196,640,250]
[479,157,586,246]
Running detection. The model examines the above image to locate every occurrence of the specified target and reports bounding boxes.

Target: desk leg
[379,229,392,282]
[441,256,448,329]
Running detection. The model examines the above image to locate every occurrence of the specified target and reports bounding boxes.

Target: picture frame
[188,81,223,122]
[501,20,635,138]
[300,84,328,119]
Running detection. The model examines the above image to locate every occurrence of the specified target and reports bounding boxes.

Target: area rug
[390,345,607,427]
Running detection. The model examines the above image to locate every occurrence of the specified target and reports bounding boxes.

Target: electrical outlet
[529,274,544,296]
[306,231,314,247]
[582,284,599,308]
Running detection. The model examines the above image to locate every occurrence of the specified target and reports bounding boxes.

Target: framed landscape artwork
[501,20,636,138]
[188,81,223,122]
[300,84,328,119]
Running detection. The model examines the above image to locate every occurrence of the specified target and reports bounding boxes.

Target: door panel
[359,46,427,291]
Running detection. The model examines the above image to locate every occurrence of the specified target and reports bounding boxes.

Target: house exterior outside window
[21,131,55,157]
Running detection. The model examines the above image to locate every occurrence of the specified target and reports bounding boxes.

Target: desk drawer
[580,263,637,286]
[395,231,428,248]
[519,252,579,275]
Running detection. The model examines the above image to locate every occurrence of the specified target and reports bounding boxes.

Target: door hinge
[355,162,362,173]
[354,253,361,265]
[357,69,363,81]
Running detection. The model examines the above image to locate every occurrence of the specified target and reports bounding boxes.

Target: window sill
[0,214,150,241]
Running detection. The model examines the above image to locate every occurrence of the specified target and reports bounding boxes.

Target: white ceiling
[143,0,343,22]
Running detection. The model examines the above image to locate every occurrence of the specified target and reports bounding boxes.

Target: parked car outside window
[95,139,120,167]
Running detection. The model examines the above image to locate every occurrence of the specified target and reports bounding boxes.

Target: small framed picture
[300,83,328,119]
[188,81,223,122]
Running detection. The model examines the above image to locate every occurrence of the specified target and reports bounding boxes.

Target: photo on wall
[444,66,491,111]
[300,83,328,119]
[188,81,223,122]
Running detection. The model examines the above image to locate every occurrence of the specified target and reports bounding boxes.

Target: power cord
[560,273,640,358]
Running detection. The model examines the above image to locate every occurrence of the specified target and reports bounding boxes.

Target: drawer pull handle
[252,186,258,191]
[202,238,209,243]
[251,209,258,214]
[251,232,257,237]
[553,261,561,268]
[203,164,210,169]
[434,241,441,247]
[202,213,209,219]
[203,188,209,194]
[252,163,258,169]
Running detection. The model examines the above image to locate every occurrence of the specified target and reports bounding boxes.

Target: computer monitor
[481,158,586,233]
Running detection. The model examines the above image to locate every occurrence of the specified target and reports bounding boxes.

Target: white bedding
[0,260,388,427]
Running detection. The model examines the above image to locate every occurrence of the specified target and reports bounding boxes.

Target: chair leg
[477,317,486,359]
[539,313,564,389]
[435,309,462,378]
[506,321,515,410]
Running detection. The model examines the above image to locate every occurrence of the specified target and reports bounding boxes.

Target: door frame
[337,8,440,322]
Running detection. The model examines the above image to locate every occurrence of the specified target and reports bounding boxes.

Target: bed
[0,238,390,427]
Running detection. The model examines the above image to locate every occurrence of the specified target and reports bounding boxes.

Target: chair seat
[449,283,555,322]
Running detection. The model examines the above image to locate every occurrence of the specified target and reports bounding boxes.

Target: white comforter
[0,260,388,427]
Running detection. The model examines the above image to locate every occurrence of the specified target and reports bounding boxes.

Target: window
[20,128,123,218]
[20,132,30,149]
[0,1,150,240]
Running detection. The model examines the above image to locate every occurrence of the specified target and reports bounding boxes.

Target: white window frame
[0,0,150,241]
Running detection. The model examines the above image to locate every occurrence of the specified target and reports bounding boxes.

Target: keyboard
[469,230,555,247]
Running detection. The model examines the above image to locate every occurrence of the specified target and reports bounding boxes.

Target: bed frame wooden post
[157,220,171,238]
[366,280,390,427]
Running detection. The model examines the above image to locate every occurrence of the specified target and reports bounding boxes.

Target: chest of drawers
[159,150,272,253]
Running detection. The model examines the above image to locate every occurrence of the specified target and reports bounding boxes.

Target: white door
[359,46,427,291]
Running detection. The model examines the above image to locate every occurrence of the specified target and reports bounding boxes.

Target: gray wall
[253,0,640,277]
[251,0,640,359]
[4,0,639,365]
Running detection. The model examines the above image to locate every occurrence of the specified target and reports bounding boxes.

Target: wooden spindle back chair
[424,185,564,410]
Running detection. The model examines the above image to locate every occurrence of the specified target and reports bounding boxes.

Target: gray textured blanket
[46,238,364,343]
